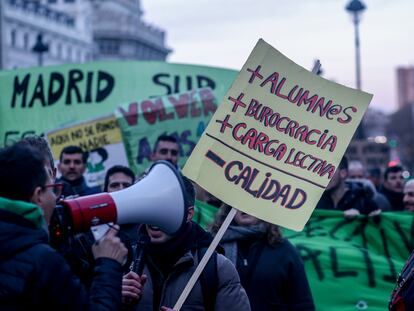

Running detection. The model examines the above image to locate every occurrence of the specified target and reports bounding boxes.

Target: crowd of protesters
[1,133,414,310]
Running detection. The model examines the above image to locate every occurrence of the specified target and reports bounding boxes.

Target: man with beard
[380,165,406,211]
[150,135,180,168]
[57,145,101,197]
[403,179,414,212]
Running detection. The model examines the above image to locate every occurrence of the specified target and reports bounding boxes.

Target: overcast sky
[142,0,414,114]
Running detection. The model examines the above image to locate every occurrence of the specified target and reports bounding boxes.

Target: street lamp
[346,0,366,139]
[32,33,49,67]
[345,0,366,90]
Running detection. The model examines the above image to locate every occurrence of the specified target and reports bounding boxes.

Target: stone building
[0,0,171,69]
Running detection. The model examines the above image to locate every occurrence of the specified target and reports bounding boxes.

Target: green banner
[193,203,413,310]
[0,62,237,146]
[115,87,218,173]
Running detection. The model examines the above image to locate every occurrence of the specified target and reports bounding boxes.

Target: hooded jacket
[0,197,123,311]
[130,222,250,311]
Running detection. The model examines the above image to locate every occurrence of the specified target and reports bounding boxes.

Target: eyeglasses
[42,182,64,197]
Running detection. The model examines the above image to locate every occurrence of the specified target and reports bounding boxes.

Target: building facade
[397,67,414,109]
[0,0,171,70]
[91,0,171,61]
[386,103,414,175]
[0,0,93,69]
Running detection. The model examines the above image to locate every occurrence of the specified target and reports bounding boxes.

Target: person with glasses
[15,135,57,181]
[150,135,180,168]
[0,143,128,310]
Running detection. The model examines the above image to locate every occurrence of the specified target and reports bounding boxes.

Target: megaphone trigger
[91,223,113,241]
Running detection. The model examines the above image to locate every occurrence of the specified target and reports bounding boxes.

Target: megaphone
[49,161,188,245]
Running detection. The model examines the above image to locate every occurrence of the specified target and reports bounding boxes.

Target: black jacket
[0,207,123,311]
[317,181,378,215]
[380,186,405,211]
[221,227,315,311]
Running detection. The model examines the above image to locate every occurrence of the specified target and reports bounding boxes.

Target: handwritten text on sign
[183,39,372,231]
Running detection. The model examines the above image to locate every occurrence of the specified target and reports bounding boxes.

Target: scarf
[0,196,45,229]
[221,224,266,265]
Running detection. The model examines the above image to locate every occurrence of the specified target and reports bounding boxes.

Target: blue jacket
[0,198,123,311]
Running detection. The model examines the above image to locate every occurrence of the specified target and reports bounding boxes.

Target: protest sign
[0,61,237,147]
[183,39,373,231]
[192,203,411,311]
[116,87,217,174]
[46,115,128,187]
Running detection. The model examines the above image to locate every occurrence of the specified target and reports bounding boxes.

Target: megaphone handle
[131,241,146,276]
[123,236,149,309]
[173,207,237,311]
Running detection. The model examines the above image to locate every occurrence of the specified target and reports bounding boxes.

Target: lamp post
[0,1,4,69]
[346,0,366,90]
[346,0,366,139]
[32,33,49,67]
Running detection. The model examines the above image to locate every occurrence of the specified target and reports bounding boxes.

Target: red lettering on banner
[119,102,139,126]
[153,98,174,122]
[200,88,217,116]
[141,100,157,124]
[169,93,190,118]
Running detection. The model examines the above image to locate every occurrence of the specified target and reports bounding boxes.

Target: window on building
[11,29,16,47]
[77,49,82,62]
[67,46,72,61]
[99,41,119,55]
[57,43,62,58]
[23,33,29,50]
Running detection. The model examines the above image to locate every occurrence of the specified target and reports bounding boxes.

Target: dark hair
[384,165,403,180]
[181,175,195,208]
[153,134,179,152]
[59,145,87,163]
[103,165,135,192]
[0,144,48,202]
[367,167,381,179]
[16,135,55,169]
[210,204,283,247]
[338,156,349,170]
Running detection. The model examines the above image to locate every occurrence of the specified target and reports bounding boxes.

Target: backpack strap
[198,247,218,311]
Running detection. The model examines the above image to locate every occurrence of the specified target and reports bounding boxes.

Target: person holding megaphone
[0,143,128,310]
[121,176,251,311]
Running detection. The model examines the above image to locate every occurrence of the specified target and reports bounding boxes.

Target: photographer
[0,143,128,310]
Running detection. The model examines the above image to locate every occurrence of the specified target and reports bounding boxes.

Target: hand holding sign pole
[174,39,372,310]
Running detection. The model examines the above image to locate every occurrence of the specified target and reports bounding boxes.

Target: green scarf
[0,196,45,229]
